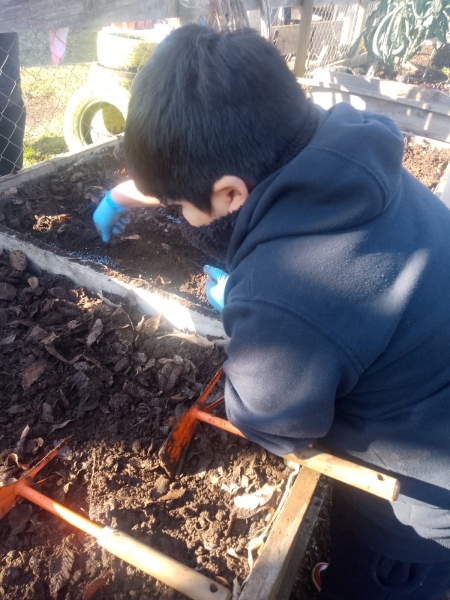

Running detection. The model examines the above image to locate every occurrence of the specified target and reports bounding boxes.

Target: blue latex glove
[204,265,229,311]
[93,190,131,242]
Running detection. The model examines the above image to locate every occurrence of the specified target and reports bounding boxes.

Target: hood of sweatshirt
[227,102,405,270]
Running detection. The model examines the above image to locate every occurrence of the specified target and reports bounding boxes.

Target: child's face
[176,176,249,227]
[176,199,228,227]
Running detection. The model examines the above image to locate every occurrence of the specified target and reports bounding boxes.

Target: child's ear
[212,176,249,214]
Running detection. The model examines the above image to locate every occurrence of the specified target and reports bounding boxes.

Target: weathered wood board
[239,468,322,600]
[0,0,366,32]
[300,69,450,143]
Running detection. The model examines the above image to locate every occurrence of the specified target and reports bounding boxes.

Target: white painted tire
[87,62,136,90]
[97,28,159,70]
[63,83,130,152]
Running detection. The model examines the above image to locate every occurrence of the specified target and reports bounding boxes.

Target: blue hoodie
[222,103,450,561]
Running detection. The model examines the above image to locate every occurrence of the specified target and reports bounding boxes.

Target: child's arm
[93,180,160,242]
[109,180,161,209]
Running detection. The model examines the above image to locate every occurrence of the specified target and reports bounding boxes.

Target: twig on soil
[130,417,150,429]
[97,291,121,309]
[89,449,97,508]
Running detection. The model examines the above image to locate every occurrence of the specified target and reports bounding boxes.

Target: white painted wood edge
[0,229,226,341]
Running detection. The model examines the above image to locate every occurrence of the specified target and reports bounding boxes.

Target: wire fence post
[352,0,368,45]
[293,0,315,77]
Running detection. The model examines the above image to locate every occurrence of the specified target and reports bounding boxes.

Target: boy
[93,25,450,599]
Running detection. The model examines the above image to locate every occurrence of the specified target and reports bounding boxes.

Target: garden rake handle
[15,479,231,600]
[195,411,400,501]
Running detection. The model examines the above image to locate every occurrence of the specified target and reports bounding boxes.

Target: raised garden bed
[1,113,450,600]
[0,244,322,600]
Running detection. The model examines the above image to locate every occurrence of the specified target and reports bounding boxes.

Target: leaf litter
[0,247,293,599]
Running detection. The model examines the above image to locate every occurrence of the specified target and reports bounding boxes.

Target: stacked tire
[63,28,160,151]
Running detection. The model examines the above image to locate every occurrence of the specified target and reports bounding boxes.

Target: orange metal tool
[159,369,400,501]
[0,440,231,600]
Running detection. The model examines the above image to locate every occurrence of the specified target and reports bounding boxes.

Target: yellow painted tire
[63,83,130,152]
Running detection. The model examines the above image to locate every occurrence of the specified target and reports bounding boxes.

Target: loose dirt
[0,247,292,599]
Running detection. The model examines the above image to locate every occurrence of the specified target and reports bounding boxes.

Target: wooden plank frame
[239,468,322,600]
[299,70,450,143]
[0,0,371,32]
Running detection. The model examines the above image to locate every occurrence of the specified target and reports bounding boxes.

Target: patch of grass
[23,136,67,168]
[19,29,98,167]
[441,66,450,80]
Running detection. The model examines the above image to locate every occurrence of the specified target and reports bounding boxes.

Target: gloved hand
[204,265,229,311]
[93,190,131,242]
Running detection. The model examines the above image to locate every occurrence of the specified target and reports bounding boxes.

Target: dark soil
[0,246,293,599]
[0,137,448,315]
[0,146,213,310]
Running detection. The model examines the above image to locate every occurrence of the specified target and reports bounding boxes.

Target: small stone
[0,282,16,300]
[9,250,27,271]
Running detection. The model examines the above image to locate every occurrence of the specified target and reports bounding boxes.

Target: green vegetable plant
[349,0,450,70]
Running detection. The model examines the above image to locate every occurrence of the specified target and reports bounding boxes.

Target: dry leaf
[1,333,16,345]
[45,344,69,363]
[73,371,89,390]
[233,484,275,510]
[49,545,75,598]
[57,444,73,462]
[41,402,54,423]
[5,404,27,415]
[48,287,70,299]
[82,571,111,600]
[8,504,33,535]
[142,314,161,337]
[9,250,27,271]
[2,186,17,198]
[221,483,240,495]
[26,326,48,344]
[132,352,147,364]
[86,319,103,346]
[22,359,47,389]
[0,282,16,300]
[78,399,98,413]
[28,276,39,289]
[156,487,186,502]
[157,360,184,391]
[50,420,74,433]
[143,357,156,371]
[24,437,44,454]
[42,332,58,345]
[17,424,31,459]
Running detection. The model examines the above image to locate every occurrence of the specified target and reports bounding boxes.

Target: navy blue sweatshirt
[222,103,450,562]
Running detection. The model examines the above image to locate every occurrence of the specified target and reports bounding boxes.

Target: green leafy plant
[350,0,450,69]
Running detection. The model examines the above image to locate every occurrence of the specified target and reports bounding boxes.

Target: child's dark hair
[125,24,315,212]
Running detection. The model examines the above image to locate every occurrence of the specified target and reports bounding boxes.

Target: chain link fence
[0,5,368,178]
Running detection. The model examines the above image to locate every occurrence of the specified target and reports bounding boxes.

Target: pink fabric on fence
[49,27,69,65]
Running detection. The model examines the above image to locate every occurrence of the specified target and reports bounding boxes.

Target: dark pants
[319,491,450,600]
[0,100,26,176]
[0,32,25,176]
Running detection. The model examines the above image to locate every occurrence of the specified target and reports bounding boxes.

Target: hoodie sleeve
[222,298,361,456]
